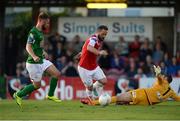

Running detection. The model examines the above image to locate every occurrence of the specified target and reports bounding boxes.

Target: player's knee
[33,82,41,89]
[53,71,61,79]
[34,85,41,89]
[52,71,61,79]
[99,78,107,85]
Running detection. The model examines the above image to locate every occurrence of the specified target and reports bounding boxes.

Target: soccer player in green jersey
[13,12,61,108]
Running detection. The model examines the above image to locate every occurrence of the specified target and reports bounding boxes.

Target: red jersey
[79,34,101,70]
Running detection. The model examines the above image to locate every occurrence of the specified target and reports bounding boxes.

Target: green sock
[17,84,36,97]
[48,77,58,96]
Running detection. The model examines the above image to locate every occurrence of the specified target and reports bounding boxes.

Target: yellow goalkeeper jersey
[145,76,180,105]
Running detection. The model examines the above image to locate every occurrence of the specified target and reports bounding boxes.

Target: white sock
[93,81,104,97]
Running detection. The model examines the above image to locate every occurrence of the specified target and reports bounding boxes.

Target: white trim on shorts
[26,59,53,82]
[77,65,106,87]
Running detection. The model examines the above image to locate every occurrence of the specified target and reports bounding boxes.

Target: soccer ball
[99,93,111,106]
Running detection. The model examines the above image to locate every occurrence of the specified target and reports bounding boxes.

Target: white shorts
[26,59,53,82]
[78,66,106,87]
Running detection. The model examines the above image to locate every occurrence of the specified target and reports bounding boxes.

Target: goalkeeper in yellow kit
[82,65,180,105]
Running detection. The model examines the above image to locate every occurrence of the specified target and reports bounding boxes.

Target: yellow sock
[111,96,117,103]
[92,100,100,105]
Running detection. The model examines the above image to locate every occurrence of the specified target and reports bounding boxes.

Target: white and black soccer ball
[98,93,111,106]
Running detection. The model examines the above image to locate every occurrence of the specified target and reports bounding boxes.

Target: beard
[42,24,48,31]
[98,35,105,41]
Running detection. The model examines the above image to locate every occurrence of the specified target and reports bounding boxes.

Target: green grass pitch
[0,100,180,120]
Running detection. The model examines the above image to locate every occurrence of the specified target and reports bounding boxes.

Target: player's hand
[99,50,108,56]
[33,56,40,62]
[153,65,161,76]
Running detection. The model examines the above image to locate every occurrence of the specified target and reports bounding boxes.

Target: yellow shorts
[129,89,151,105]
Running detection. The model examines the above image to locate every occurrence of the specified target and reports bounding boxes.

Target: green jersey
[26,27,44,64]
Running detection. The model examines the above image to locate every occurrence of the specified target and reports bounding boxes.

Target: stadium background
[0,0,180,101]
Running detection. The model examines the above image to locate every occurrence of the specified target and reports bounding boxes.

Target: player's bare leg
[81,78,107,105]
[116,92,132,102]
[81,85,96,105]
[81,79,106,105]
[33,81,41,89]
[45,64,62,103]
[14,81,40,108]
[86,86,93,98]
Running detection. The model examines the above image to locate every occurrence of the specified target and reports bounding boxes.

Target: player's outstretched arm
[171,90,180,101]
[87,45,108,56]
[153,65,163,83]
[153,65,161,76]
[87,45,100,55]
[99,50,108,56]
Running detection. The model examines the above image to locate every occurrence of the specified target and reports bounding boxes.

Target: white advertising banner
[58,17,153,41]
[139,78,180,95]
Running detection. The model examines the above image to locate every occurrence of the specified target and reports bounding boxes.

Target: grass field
[0,100,180,120]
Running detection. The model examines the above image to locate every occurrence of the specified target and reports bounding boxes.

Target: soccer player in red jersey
[77,25,108,102]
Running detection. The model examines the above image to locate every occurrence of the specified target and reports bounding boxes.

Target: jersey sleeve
[156,75,164,85]
[170,90,180,101]
[88,37,97,47]
[27,33,35,44]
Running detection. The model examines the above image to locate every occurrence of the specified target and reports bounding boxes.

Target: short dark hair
[38,12,49,20]
[165,74,172,83]
[97,25,108,31]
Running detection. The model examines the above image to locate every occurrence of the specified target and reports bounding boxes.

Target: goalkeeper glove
[153,65,161,76]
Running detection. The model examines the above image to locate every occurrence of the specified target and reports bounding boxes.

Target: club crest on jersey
[40,35,43,40]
